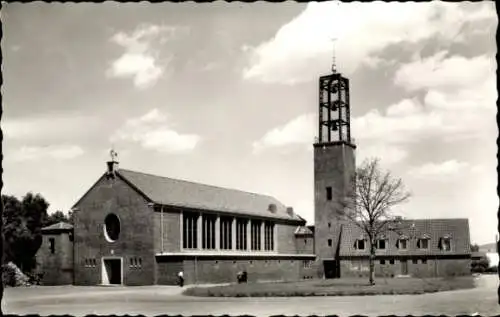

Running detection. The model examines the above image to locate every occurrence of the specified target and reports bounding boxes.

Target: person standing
[177,271,184,287]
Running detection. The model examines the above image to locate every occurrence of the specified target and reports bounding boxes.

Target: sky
[1,2,497,245]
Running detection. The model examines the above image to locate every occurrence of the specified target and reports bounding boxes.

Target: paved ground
[3,275,499,316]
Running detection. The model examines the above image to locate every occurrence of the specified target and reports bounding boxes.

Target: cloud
[408,160,471,179]
[8,145,84,162]
[110,108,200,154]
[356,142,408,166]
[354,51,497,144]
[242,2,495,84]
[107,24,178,89]
[252,114,316,153]
[394,52,495,92]
[2,115,101,141]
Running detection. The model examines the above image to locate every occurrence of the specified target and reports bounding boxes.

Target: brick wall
[73,173,155,286]
[276,223,299,254]
[295,235,314,254]
[38,232,73,285]
[339,257,471,278]
[172,257,302,285]
[314,144,356,269]
[154,208,181,253]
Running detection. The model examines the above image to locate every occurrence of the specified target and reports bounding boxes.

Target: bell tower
[313,41,356,278]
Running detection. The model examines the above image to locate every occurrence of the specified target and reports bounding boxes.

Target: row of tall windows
[264,221,275,251]
[251,220,262,251]
[182,213,275,251]
[183,212,199,249]
[220,217,232,250]
[236,219,248,250]
[202,214,216,249]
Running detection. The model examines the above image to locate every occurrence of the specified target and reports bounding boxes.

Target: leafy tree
[2,192,50,272]
[337,158,411,285]
[44,210,72,227]
[470,244,480,252]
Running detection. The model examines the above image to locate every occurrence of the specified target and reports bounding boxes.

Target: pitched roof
[42,222,74,231]
[295,226,314,235]
[117,169,304,222]
[338,218,471,257]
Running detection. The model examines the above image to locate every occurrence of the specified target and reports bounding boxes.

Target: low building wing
[339,218,471,257]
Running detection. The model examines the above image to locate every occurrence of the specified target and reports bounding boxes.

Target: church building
[37,62,471,286]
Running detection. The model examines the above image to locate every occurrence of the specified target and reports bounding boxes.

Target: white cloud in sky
[8,144,84,162]
[394,52,495,92]
[252,113,315,154]
[111,108,200,154]
[107,24,177,89]
[355,51,497,144]
[243,2,495,84]
[2,115,100,141]
[408,160,471,179]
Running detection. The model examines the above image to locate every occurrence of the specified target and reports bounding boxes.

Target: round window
[104,213,120,242]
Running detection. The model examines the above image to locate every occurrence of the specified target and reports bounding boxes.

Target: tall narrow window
[49,238,55,254]
[264,221,275,251]
[398,239,408,250]
[326,187,333,201]
[183,212,199,249]
[441,238,451,251]
[251,220,262,251]
[328,239,332,247]
[417,238,429,249]
[236,218,248,250]
[220,217,232,250]
[377,239,386,250]
[202,214,216,250]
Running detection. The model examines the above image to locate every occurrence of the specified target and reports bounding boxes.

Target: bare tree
[338,158,411,285]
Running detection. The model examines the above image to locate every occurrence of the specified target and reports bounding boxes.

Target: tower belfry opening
[316,37,354,148]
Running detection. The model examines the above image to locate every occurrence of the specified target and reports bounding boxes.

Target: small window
[138,258,142,268]
[328,239,332,247]
[380,259,386,265]
[389,259,395,265]
[422,259,427,264]
[328,222,331,228]
[356,239,366,250]
[442,238,451,251]
[398,239,408,250]
[418,238,429,249]
[377,239,386,250]
[93,259,97,267]
[304,239,307,245]
[412,259,418,264]
[326,187,333,201]
[49,238,55,254]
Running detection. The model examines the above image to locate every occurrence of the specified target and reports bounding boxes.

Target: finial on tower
[330,37,337,74]
[110,148,118,162]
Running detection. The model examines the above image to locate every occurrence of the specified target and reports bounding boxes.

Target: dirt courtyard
[3,275,499,316]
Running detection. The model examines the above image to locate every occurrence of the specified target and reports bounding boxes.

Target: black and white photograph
[1,1,498,316]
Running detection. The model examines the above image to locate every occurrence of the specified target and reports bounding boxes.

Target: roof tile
[118,169,303,222]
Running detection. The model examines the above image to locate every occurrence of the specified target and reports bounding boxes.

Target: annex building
[37,64,471,286]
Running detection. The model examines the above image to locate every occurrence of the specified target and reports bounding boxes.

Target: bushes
[2,262,30,287]
[471,259,489,273]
